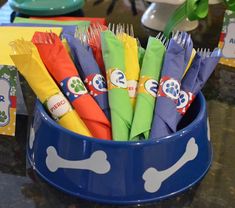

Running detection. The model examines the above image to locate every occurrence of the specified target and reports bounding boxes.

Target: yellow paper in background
[0,27,61,136]
[118,33,140,107]
[0,26,62,65]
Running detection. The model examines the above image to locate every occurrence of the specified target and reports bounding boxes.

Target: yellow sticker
[137,76,158,97]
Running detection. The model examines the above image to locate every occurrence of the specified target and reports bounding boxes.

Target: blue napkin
[0,23,76,37]
[150,33,193,139]
[176,48,221,124]
[64,34,111,121]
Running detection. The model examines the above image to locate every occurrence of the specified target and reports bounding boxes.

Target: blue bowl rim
[34,91,206,146]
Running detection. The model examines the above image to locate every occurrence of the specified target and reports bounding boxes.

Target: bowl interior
[35,92,205,144]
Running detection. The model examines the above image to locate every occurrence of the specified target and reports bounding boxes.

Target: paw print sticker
[92,74,107,92]
[162,79,180,100]
[177,90,194,115]
[177,91,189,109]
[67,77,87,95]
[0,111,7,123]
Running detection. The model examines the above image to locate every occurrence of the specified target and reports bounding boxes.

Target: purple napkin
[64,34,111,120]
[149,33,193,139]
[175,48,221,124]
[0,23,76,37]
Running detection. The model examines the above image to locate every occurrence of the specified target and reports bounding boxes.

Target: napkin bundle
[101,30,133,141]
[175,48,221,124]
[117,32,140,108]
[32,32,112,140]
[130,36,166,140]
[10,40,91,136]
[64,34,111,120]
[5,20,221,141]
[150,32,193,139]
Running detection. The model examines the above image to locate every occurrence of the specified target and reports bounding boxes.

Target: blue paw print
[95,75,107,90]
[177,93,186,107]
[165,81,179,97]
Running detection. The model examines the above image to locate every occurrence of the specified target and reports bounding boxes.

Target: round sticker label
[110,69,127,88]
[67,76,87,95]
[177,90,195,115]
[177,90,189,109]
[158,77,180,100]
[46,93,71,119]
[144,79,159,97]
[92,74,107,92]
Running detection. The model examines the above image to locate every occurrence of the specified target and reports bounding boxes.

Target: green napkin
[14,17,90,27]
[101,31,133,141]
[138,46,145,69]
[130,37,165,140]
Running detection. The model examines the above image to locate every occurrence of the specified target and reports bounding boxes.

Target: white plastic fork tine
[130,24,134,37]
[162,36,167,45]
[165,39,169,48]
[112,23,115,33]
[186,34,191,47]
[173,31,179,40]
[97,23,102,32]
[181,33,187,47]
[156,32,161,39]
[160,33,164,41]
[108,23,111,31]
[115,24,119,35]
[126,23,129,35]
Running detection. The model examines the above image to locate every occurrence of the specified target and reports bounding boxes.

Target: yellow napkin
[117,33,140,107]
[183,48,196,77]
[0,26,62,65]
[10,40,92,137]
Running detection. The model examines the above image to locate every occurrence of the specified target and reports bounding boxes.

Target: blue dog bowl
[27,92,212,205]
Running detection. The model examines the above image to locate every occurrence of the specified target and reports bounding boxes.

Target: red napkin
[88,24,108,77]
[32,32,111,140]
[30,17,107,26]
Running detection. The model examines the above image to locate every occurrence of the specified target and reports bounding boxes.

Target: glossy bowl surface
[27,92,212,205]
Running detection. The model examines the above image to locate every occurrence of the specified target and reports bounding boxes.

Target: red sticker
[84,74,107,97]
[158,76,180,101]
[177,90,195,115]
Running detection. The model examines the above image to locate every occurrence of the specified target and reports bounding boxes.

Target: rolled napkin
[10,40,91,136]
[138,46,145,69]
[101,30,133,141]
[130,36,166,140]
[32,32,112,140]
[117,33,140,108]
[88,24,108,76]
[176,48,221,124]
[150,32,193,139]
[64,34,111,120]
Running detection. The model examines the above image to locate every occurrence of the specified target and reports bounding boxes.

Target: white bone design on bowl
[29,127,35,149]
[143,137,198,193]
[46,146,111,174]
